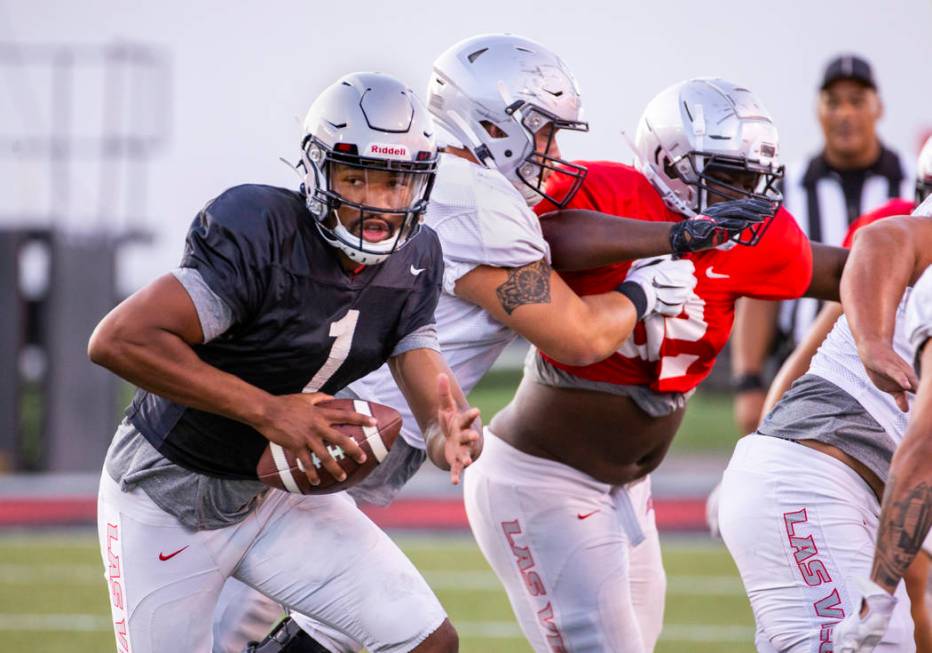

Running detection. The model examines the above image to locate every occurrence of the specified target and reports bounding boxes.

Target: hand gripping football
[256,399,402,495]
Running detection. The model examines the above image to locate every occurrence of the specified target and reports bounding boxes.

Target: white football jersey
[809,297,912,446]
[809,209,932,446]
[907,265,932,371]
[347,153,550,448]
[905,199,932,370]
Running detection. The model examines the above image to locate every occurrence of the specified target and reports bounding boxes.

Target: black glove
[669,198,775,254]
[244,617,330,653]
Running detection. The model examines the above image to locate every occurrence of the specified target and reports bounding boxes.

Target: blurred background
[1,1,930,651]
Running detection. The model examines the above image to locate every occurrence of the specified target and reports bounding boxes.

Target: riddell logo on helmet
[368,143,408,159]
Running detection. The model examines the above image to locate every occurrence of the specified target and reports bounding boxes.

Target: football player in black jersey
[88,72,479,653]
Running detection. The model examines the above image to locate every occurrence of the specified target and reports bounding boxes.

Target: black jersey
[127,184,443,479]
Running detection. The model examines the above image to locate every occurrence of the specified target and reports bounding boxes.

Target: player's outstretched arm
[389,349,481,484]
[805,243,848,301]
[455,257,695,367]
[540,198,772,271]
[842,218,932,409]
[87,273,371,485]
[455,259,635,366]
[539,211,673,270]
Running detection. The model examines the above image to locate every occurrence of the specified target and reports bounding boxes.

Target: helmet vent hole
[662,156,680,181]
[467,48,489,63]
[480,120,508,139]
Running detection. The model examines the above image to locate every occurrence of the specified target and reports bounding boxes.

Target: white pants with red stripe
[462,431,665,653]
[96,470,445,653]
[719,435,915,653]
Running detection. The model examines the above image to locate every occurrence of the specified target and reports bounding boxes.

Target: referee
[731,53,914,434]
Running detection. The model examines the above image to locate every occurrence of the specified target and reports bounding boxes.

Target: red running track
[0,496,707,531]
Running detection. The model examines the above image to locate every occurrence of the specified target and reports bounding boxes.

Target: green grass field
[0,531,753,653]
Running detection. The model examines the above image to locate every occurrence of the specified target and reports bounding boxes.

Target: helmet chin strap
[314,220,392,265]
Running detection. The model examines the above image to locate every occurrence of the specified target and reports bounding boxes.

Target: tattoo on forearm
[871,474,932,593]
[495,260,552,315]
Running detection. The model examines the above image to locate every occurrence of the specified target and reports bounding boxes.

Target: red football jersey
[536,161,813,394]
[841,198,915,248]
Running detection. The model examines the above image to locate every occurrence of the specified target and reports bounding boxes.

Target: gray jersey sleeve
[907,266,932,373]
[171,268,234,342]
[390,323,440,357]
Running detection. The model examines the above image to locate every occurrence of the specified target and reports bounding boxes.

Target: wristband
[617,281,648,320]
[732,372,765,393]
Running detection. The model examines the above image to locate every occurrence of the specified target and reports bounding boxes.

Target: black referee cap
[820,54,877,91]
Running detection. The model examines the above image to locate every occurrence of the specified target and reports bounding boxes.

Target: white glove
[705,479,722,539]
[624,256,697,318]
[832,577,898,653]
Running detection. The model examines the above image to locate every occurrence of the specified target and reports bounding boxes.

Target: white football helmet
[301,72,439,265]
[634,77,783,246]
[427,33,588,207]
[917,135,932,204]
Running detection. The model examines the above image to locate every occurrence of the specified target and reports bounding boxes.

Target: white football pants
[719,435,914,653]
[212,578,284,652]
[97,470,446,653]
[462,431,666,653]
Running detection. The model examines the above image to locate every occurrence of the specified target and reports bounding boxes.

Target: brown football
[256,398,402,495]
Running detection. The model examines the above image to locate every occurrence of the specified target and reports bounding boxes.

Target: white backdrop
[3,0,931,291]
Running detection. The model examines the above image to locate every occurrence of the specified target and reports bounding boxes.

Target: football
[256,398,402,495]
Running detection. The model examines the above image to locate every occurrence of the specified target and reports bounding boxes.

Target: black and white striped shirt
[779,146,913,344]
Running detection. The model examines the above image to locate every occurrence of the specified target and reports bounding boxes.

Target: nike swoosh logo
[577,510,599,520]
[705,266,730,279]
[158,545,189,561]
[410,265,426,276]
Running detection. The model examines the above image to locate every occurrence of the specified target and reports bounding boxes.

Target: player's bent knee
[412,619,458,653]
